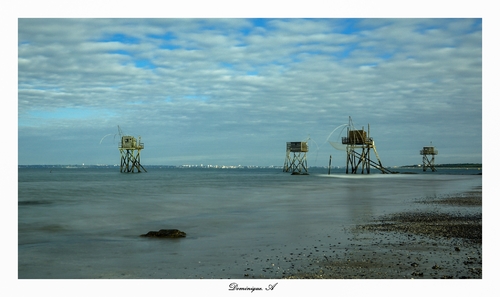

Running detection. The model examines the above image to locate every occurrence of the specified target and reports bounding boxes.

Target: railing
[342,137,373,145]
[119,143,145,149]
[420,149,438,155]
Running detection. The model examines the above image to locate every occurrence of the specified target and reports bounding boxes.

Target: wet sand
[282,187,482,279]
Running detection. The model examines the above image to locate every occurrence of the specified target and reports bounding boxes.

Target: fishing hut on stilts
[420,144,438,172]
[118,126,147,173]
[340,117,392,174]
[283,141,309,175]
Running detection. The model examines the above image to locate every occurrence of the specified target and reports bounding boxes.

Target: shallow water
[18,167,481,279]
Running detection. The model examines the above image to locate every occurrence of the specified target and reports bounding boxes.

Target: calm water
[18,167,482,279]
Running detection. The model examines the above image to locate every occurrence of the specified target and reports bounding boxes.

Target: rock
[141,229,186,238]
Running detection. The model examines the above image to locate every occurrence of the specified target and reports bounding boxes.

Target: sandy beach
[283,186,482,279]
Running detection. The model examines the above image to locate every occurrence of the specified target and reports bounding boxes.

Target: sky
[17,17,483,167]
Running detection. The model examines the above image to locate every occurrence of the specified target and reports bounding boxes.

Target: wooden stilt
[283,142,309,175]
[119,134,147,173]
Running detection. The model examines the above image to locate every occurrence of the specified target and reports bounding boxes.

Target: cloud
[18,18,482,166]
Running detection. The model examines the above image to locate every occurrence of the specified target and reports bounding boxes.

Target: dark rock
[141,229,186,238]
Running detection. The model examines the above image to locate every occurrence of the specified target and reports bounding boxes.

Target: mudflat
[284,187,482,279]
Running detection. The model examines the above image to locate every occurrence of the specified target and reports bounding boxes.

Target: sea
[17,166,482,280]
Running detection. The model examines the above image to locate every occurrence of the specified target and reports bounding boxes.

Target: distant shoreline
[400,163,482,169]
[18,163,482,170]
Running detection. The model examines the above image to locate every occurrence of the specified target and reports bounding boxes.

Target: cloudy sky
[17,17,482,167]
